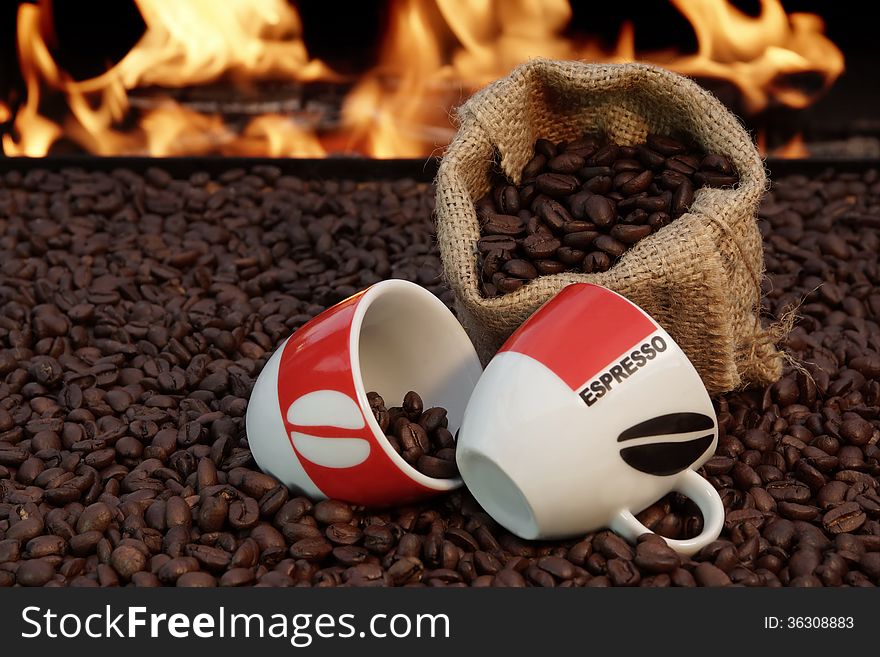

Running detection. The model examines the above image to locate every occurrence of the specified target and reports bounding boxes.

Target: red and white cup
[456,283,723,555]
[246,279,483,507]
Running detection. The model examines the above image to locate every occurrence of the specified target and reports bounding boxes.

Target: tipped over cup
[246,279,483,507]
[456,283,724,555]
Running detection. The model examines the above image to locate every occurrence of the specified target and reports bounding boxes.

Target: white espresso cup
[456,283,724,555]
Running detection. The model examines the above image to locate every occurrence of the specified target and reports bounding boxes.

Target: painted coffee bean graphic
[617,412,716,477]
[285,390,371,469]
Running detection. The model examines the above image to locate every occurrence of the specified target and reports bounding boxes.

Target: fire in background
[0,0,844,158]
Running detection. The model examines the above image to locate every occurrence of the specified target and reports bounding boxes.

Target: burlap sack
[435,59,783,394]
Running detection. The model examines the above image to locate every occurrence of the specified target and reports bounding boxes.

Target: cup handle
[609,469,725,557]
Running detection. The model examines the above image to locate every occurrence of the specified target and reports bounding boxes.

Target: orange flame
[2,0,844,157]
[663,0,843,112]
[765,131,810,158]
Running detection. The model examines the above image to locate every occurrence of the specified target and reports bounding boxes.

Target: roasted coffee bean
[482,214,525,236]
[582,251,611,273]
[363,525,395,554]
[621,209,648,225]
[398,423,427,463]
[600,558,637,586]
[548,152,585,174]
[534,259,567,275]
[561,220,598,233]
[228,498,259,530]
[332,546,368,566]
[282,522,321,544]
[496,277,523,293]
[634,540,679,573]
[557,246,585,266]
[584,195,616,226]
[493,569,527,587]
[619,170,653,196]
[259,485,288,518]
[16,559,56,587]
[840,416,873,446]
[593,235,627,258]
[595,532,634,561]
[313,500,353,525]
[578,165,612,180]
[498,185,521,214]
[536,173,580,197]
[536,555,575,580]
[416,455,458,479]
[562,231,599,250]
[24,535,66,559]
[502,259,538,280]
[398,391,422,421]
[582,175,613,195]
[672,179,695,217]
[646,134,686,156]
[220,568,255,587]
[610,224,652,244]
[419,407,448,433]
[76,503,113,534]
[157,557,199,584]
[823,502,867,534]
[589,144,619,166]
[250,523,285,553]
[538,198,572,230]
[694,562,732,587]
[177,572,218,587]
[326,523,363,546]
[522,153,547,180]
[701,154,734,174]
[637,146,666,169]
[368,391,386,410]
[187,545,231,571]
[289,538,332,561]
[110,545,148,580]
[6,520,45,548]
[477,235,516,252]
[165,496,192,528]
[522,233,561,259]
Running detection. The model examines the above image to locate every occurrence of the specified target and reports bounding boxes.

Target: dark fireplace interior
[1,0,877,160]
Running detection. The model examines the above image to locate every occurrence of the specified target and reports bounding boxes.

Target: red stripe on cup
[499,284,657,391]
[275,293,437,506]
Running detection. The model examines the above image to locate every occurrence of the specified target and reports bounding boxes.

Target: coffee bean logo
[617,412,715,477]
[286,390,371,469]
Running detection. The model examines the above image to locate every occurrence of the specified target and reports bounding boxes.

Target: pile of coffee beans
[367,391,457,479]
[475,134,739,296]
[0,162,878,587]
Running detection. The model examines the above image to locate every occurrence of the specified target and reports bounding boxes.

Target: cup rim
[349,279,468,491]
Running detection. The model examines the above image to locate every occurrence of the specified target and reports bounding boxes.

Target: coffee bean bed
[0,164,878,587]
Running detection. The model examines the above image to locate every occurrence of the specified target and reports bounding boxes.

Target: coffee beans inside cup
[367,391,458,479]
[475,134,740,297]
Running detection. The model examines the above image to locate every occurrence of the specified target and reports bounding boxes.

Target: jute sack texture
[435,59,783,394]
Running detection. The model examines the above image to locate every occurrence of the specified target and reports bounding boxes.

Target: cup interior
[462,452,541,539]
[351,280,482,482]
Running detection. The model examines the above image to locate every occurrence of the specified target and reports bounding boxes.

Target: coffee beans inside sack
[436,59,785,394]
[476,134,739,297]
